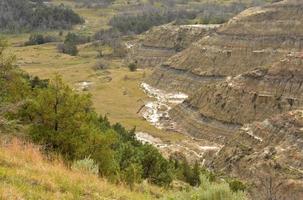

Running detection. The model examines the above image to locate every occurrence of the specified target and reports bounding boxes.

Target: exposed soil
[137,83,221,163]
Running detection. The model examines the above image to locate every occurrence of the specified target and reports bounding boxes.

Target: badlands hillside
[211,109,303,200]
[147,0,303,93]
[1,0,302,199]
[145,0,303,199]
[127,24,219,68]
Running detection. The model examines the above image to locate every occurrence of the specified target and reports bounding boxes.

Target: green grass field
[0,0,189,142]
[13,43,184,141]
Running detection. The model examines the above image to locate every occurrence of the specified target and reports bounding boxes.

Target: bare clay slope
[171,55,303,143]
[210,110,303,200]
[127,24,218,68]
[147,0,303,94]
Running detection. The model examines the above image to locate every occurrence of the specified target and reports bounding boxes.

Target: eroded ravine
[136,83,221,163]
[140,82,188,130]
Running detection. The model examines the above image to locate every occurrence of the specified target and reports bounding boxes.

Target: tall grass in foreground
[0,138,247,200]
[163,175,247,200]
[0,138,155,200]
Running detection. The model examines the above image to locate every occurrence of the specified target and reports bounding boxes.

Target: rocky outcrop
[147,0,303,94]
[127,24,218,68]
[170,56,303,143]
[210,110,303,200]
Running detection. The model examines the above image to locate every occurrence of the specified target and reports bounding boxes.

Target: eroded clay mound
[170,56,303,143]
[210,109,303,200]
[127,24,218,68]
[147,0,303,93]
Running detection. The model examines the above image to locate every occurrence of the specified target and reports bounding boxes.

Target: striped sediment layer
[170,56,303,142]
[127,24,218,68]
[147,0,303,94]
[210,110,303,199]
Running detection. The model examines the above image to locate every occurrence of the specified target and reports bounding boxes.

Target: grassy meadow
[2,0,186,142]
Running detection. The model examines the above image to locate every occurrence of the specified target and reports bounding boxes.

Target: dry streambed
[137,83,221,162]
[140,82,188,130]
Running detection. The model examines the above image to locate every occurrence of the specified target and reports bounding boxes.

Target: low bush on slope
[163,175,247,200]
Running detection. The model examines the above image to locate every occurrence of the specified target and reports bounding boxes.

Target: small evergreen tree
[124,163,142,190]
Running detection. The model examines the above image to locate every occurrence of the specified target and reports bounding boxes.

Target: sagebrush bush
[72,157,99,175]
[163,175,247,200]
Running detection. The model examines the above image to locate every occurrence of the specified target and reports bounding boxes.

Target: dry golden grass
[0,138,161,200]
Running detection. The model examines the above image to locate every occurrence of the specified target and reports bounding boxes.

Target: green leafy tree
[24,75,117,176]
[0,39,29,105]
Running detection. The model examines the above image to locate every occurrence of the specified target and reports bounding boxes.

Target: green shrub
[57,43,78,56]
[229,180,246,192]
[25,34,61,46]
[128,63,137,72]
[29,76,49,89]
[72,157,99,175]
[163,175,247,200]
[57,32,91,56]
[64,32,91,45]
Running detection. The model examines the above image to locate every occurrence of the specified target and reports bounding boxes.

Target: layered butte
[144,1,303,197]
[171,56,303,143]
[126,24,218,68]
[146,0,303,142]
[147,0,303,94]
